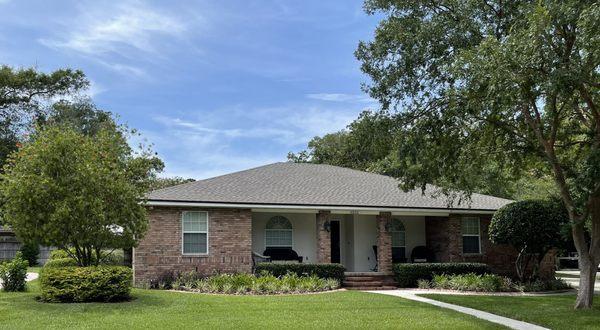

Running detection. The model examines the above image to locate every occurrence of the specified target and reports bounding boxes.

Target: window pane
[183,233,207,254]
[463,236,480,254]
[183,212,207,232]
[392,231,405,247]
[461,217,480,235]
[265,230,292,247]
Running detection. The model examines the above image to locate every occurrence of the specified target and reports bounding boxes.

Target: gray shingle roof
[147,162,512,210]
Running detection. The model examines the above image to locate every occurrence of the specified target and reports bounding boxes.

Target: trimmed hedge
[44,258,78,268]
[254,263,345,282]
[39,266,132,303]
[393,263,490,287]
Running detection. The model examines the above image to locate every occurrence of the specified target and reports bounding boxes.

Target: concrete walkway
[368,290,549,330]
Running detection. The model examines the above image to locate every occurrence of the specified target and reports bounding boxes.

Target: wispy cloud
[306,93,373,103]
[39,2,186,56]
[146,103,362,178]
[38,1,192,77]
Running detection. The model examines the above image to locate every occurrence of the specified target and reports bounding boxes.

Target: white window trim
[461,217,481,254]
[264,228,293,248]
[181,211,209,256]
[391,219,406,249]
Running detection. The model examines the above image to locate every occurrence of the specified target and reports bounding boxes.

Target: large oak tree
[355,0,599,308]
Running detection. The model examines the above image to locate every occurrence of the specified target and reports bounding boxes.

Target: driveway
[556,270,600,292]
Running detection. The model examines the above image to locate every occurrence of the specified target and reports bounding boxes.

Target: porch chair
[262,247,303,263]
[410,246,435,263]
[252,251,271,272]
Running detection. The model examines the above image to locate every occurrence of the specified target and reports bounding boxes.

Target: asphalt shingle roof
[147,162,512,210]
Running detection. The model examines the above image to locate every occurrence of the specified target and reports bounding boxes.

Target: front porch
[251,210,429,273]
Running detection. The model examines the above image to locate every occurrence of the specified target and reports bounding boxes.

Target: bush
[0,252,28,292]
[393,263,490,287]
[39,266,132,303]
[254,263,345,282]
[49,249,70,260]
[173,272,339,295]
[49,249,123,266]
[44,258,78,268]
[20,242,39,266]
[431,273,510,292]
[429,273,571,292]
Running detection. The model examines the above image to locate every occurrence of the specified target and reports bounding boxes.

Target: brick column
[376,212,392,273]
[316,210,331,263]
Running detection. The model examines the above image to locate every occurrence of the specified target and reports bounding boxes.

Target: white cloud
[145,103,363,179]
[306,93,373,103]
[39,2,186,56]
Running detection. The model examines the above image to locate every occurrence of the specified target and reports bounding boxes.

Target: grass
[0,281,505,330]
[422,293,600,330]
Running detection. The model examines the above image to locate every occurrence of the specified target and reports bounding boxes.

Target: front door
[330,220,341,263]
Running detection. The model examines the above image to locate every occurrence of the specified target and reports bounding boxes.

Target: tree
[148,177,195,191]
[0,65,88,168]
[0,125,163,266]
[490,200,569,281]
[39,98,115,136]
[356,1,599,308]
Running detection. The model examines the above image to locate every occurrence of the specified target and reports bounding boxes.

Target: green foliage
[0,252,28,292]
[147,176,195,191]
[0,65,88,169]
[49,249,70,260]
[39,266,132,303]
[430,273,511,292]
[393,263,490,287]
[426,273,571,293]
[38,99,116,137]
[490,200,570,280]
[44,258,78,268]
[0,125,163,266]
[49,249,123,266]
[254,263,346,282]
[19,242,39,266]
[172,272,339,295]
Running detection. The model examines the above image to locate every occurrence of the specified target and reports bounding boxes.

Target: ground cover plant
[172,272,339,295]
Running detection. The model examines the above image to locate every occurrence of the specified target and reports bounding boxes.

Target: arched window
[391,219,406,257]
[265,216,293,248]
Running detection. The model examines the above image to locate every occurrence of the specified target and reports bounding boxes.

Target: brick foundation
[377,212,393,273]
[134,207,252,285]
[316,210,331,263]
[425,215,556,279]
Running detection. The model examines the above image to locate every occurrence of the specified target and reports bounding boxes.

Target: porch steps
[343,272,397,290]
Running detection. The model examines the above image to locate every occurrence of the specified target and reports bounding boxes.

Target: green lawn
[422,294,600,330]
[0,281,504,330]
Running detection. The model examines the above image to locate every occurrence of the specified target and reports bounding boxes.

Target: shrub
[20,242,39,266]
[254,263,345,282]
[148,270,177,290]
[393,263,490,287]
[44,258,78,268]
[431,273,510,292]
[49,249,123,265]
[39,266,132,303]
[173,272,339,295]
[0,252,28,292]
[49,249,70,260]
[429,273,571,292]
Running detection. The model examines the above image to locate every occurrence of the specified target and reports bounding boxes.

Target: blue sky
[0,0,380,179]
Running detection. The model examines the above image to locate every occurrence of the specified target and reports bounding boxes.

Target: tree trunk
[573,196,600,309]
[575,254,597,309]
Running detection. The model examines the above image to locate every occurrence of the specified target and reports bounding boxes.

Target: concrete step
[345,285,397,290]
[343,281,384,287]
[344,276,379,282]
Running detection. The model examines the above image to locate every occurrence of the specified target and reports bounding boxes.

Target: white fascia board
[145,200,496,215]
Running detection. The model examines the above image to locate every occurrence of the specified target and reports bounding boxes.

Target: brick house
[134,162,554,285]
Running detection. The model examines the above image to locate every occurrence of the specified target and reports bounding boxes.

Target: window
[265,216,292,248]
[391,218,406,258]
[461,217,481,254]
[182,211,208,254]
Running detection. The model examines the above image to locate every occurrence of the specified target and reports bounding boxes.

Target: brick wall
[316,210,331,263]
[376,212,392,273]
[134,207,252,285]
[425,215,556,279]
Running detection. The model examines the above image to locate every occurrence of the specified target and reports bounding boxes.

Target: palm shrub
[0,252,28,292]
